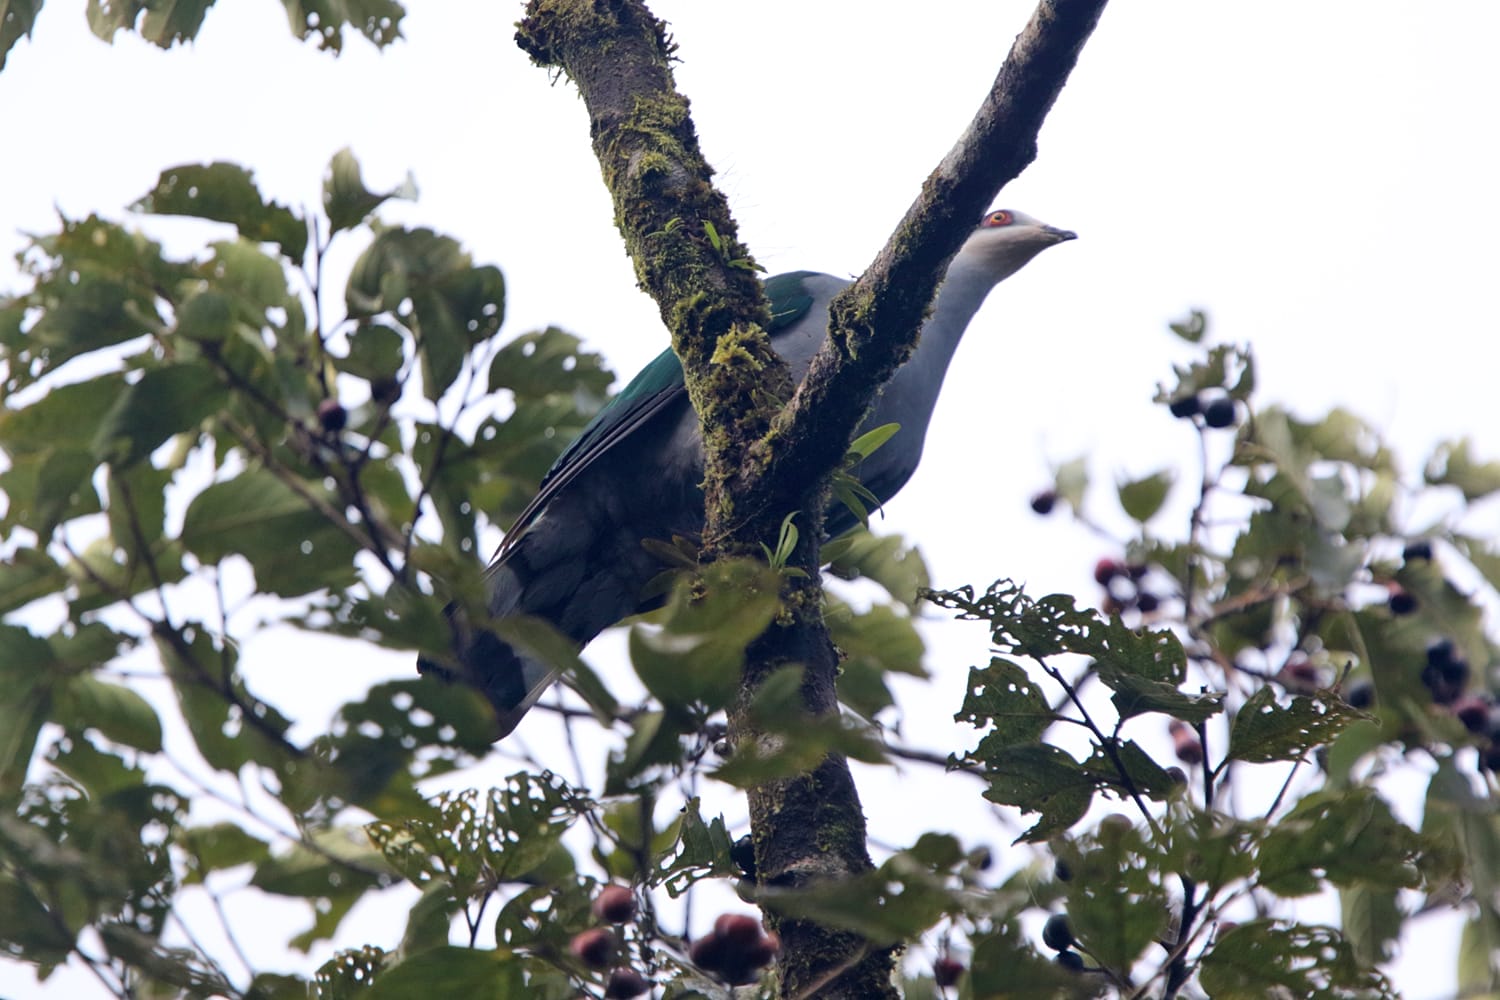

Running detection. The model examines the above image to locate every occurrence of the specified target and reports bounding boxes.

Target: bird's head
[955,208,1076,283]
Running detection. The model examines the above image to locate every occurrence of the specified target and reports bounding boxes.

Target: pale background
[2,3,1498,997]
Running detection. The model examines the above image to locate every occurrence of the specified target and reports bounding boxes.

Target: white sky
[3,2,1499,997]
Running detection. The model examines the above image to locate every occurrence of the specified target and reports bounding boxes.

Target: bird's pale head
[957,208,1076,282]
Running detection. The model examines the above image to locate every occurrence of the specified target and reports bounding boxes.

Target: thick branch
[516,0,789,519]
[747,0,1109,510]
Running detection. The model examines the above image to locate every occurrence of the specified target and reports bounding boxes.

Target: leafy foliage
[1,124,1498,1000]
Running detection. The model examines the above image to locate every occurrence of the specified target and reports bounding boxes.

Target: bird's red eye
[986,210,1014,227]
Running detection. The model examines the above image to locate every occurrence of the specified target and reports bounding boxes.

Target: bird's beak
[1043,226,1078,243]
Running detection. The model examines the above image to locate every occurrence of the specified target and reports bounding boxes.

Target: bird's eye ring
[986,210,1014,227]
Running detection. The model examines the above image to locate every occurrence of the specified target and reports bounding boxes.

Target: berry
[1279,655,1321,694]
[570,928,614,969]
[1125,562,1149,581]
[1097,813,1133,839]
[1387,587,1418,615]
[1030,490,1058,515]
[1454,696,1490,734]
[1053,858,1073,882]
[369,376,401,405]
[1094,558,1124,586]
[714,913,764,949]
[592,884,637,925]
[1042,913,1075,952]
[1422,661,1468,706]
[1168,394,1201,419]
[1172,729,1204,766]
[1135,591,1161,613]
[1427,639,1457,668]
[604,968,651,999]
[933,955,965,988]
[316,398,347,432]
[1056,950,1086,971]
[689,933,728,971]
[1345,681,1375,709]
[1202,397,1237,429]
[1403,540,1433,562]
[1165,765,1189,786]
[1483,743,1500,773]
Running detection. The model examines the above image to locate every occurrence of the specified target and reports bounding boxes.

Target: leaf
[1168,309,1207,343]
[629,560,781,714]
[824,529,930,608]
[1104,673,1221,724]
[977,744,1094,843]
[0,0,41,74]
[179,823,272,883]
[1052,455,1088,510]
[87,0,212,48]
[1199,920,1395,998]
[324,148,398,234]
[282,0,404,52]
[1425,438,1500,501]
[180,470,359,597]
[346,228,504,402]
[365,946,524,1000]
[52,676,164,752]
[1258,788,1425,898]
[133,162,307,265]
[1116,470,1173,523]
[1227,686,1364,764]
[0,874,74,966]
[956,657,1053,750]
[92,362,226,467]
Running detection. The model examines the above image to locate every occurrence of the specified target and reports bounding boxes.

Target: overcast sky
[3,3,1498,997]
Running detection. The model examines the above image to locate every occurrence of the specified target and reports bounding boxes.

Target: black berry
[1030,490,1058,515]
[604,968,650,999]
[1345,681,1375,709]
[1168,394,1201,419]
[592,884,637,925]
[316,398,347,432]
[1403,540,1434,562]
[1056,950,1086,971]
[1202,397,1237,429]
[1042,913,1075,951]
[1387,587,1418,615]
[570,928,614,969]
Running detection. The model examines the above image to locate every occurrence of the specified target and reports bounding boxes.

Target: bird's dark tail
[417,609,562,740]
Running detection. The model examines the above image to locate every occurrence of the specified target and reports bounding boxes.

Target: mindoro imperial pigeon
[419,209,1075,738]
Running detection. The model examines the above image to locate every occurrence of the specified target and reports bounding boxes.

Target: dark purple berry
[1202,397,1237,429]
[1136,591,1161,613]
[1056,950,1086,971]
[1168,394,1201,419]
[934,955,965,987]
[570,928,614,969]
[316,398,347,432]
[1454,696,1490,734]
[604,968,650,999]
[370,376,401,405]
[1030,490,1058,515]
[592,884,637,925]
[1345,681,1375,709]
[1053,858,1073,882]
[1428,638,1457,667]
[1403,540,1434,562]
[1042,913,1075,951]
[1387,587,1418,615]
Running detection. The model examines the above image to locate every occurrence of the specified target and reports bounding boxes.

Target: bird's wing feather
[492,270,824,559]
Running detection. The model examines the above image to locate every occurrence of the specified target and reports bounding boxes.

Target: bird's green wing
[495,271,823,552]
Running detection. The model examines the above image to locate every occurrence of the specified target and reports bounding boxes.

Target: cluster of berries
[1094,558,1161,616]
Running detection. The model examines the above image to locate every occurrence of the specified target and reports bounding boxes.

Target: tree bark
[516,2,1108,996]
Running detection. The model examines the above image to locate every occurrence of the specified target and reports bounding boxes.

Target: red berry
[592,885,637,925]
[934,955,965,987]
[570,928,614,969]
[604,968,650,998]
[745,930,780,969]
[713,913,764,949]
[1094,558,1124,586]
[689,933,728,971]
[1279,655,1321,694]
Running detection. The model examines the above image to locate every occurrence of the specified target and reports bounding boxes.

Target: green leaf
[629,560,781,714]
[0,0,41,73]
[956,657,1053,750]
[487,325,612,401]
[1116,470,1173,523]
[1340,884,1403,966]
[1425,438,1500,501]
[828,601,927,720]
[283,0,404,52]
[179,823,272,883]
[968,921,1088,998]
[52,676,164,752]
[1052,455,1088,510]
[180,470,359,597]
[977,744,1093,843]
[1258,788,1424,897]
[1104,673,1222,723]
[1168,309,1207,343]
[824,529,930,608]
[133,162,307,266]
[1227,686,1363,764]
[365,946,524,1000]
[1199,920,1395,998]
[324,147,401,234]
[346,228,504,402]
[0,625,56,793]
[0,874,74,966]
[92,363,226,467]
